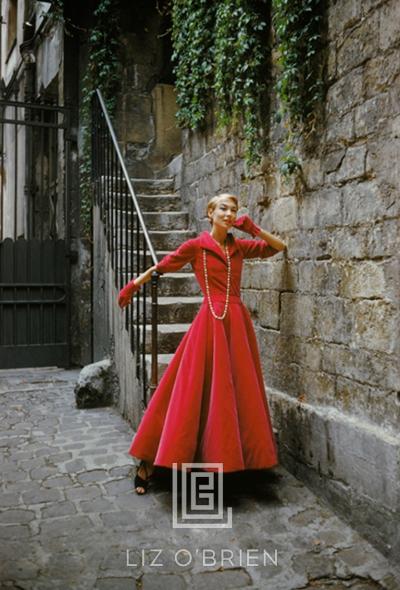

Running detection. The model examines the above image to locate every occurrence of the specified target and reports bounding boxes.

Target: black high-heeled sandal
[134,460,153,494]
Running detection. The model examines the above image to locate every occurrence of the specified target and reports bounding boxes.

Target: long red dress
[128,230,279,472]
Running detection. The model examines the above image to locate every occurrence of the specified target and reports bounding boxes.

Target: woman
[118,194,287,494]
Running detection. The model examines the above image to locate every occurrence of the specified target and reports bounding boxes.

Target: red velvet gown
[128,230,279,472]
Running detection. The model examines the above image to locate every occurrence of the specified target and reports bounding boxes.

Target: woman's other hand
[118,279,140,308]
[232,214,261,238]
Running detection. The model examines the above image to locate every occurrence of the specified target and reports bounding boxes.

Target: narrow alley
[1,368,398,590]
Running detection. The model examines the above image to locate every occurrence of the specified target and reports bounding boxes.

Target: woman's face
[209,198,238,229]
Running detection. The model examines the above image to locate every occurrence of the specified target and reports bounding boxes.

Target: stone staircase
[115,178,203,380]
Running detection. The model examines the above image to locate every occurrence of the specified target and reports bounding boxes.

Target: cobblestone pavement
[0,368,399,590]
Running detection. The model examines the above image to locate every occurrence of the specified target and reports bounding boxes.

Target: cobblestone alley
[0,368,399,590]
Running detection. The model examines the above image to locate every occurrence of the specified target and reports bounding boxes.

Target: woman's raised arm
[233,214,287,252]
[257,228,287,252]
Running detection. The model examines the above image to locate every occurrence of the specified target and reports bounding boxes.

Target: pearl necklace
[203,235,231,320]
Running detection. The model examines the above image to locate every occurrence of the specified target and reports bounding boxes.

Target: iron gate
[0,98,72,368]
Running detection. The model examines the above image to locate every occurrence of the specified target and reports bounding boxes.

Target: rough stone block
[294,340,322,372]
[190,568,252,590]
[336,10,379,76]
[298,368,336,405]
[326,68,363,116]
[295,228,336,261]
[241,289,260,318]
[366,138,400,190]
[326,110,355,146]
[74,359,117,409]
[354,93,389,137]
[322,149,346,174]
[188,131,206,160]
[301,158,324,189]
[245,258,286,291]
[339,261,387,298]
[259,290,280,330]
[363,47,400,100]
[270,196,297,232]
[149,84,181,170]
[297,260,341,296]
[336,376,399,431]
[321,342,400,392]
[328,0,361,39]
[298,188,342,229]
[247,180,268,211]
[336,144,367,183]
[352,299,398,354]
[342,181,383,225]
[379,0,400,51]
[122,95,154,144]
[142,573,187,590]
[330,226,368,259]
[314,296,352,345]
[280,293,314,337]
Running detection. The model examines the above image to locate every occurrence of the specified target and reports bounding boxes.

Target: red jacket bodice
[155,230,278,299]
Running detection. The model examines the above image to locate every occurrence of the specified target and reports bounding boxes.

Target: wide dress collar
[198,230,239,262]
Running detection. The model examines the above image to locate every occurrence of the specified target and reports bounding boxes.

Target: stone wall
[92,206,141,428]
[115,1,181,177]
[176,0,400,562]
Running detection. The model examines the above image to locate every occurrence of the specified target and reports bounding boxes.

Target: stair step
[112,229,197,251]
[120,271,201,296]
[131,178,175,194]
[117,251,193,273]
[145,353,174,380]
[106,194,182,212]
[142,323,191,354]
[138,296,203,324]
[112,210,189,232]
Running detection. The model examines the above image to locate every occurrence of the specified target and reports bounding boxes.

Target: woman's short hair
[206,193,239,225]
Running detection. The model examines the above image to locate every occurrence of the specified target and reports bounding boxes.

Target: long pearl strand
[203,240,231,320]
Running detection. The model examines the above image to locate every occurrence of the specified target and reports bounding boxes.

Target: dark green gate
[0,98,72,368]
[0,238,70,368]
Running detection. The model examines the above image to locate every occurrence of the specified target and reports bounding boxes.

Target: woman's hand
[118,279,140,308]
[233,214,261,238]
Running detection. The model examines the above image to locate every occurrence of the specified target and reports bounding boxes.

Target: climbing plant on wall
[171,0,325,174]
[213,0,269,165]
[80,0,122,235]
[171,0,269,167]
[272,0,325,175]
[171,0,216,130]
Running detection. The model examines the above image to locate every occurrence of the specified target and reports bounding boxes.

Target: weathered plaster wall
[175,0,400,562]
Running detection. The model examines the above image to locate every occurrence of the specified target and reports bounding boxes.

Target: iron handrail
[95,89,158,265]
[91,89,159,405]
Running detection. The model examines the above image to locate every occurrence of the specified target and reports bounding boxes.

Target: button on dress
[128,230,279,472]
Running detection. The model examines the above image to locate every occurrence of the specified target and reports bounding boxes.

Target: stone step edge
[141,296,203,304]
[112,210,188,216]
[141,323,191,333]
[121,272,196,280]
[111,229,195,236]
[106,193,180,200]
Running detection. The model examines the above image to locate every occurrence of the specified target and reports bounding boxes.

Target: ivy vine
[213,0,269,165]
[171,0,215,130]
[272,0,325,176]
[171,0,269,168]
[80,0,122,236]
[171,0,324,175]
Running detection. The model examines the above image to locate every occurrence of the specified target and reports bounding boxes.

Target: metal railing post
[91,89,160,406]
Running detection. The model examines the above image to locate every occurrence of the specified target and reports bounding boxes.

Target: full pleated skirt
[128,297,278,472]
